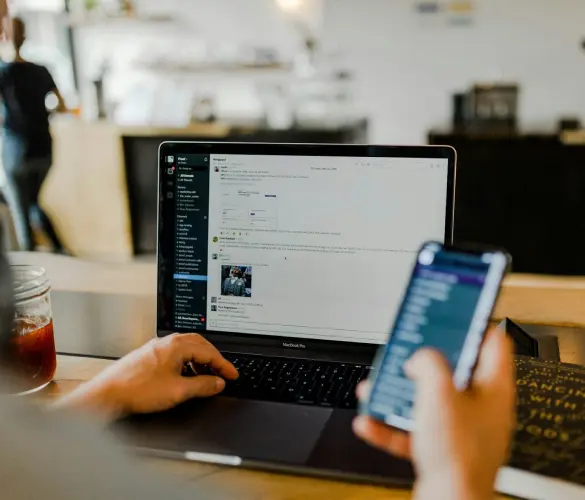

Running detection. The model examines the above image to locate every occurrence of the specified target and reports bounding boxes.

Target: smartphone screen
[363,242,509,431]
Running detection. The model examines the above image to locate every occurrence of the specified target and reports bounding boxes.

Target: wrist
[51,379,125,423]
[415,473,495,500]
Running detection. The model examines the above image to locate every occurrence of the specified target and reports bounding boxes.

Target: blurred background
[4,0,585,276]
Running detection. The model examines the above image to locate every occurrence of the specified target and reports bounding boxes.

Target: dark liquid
[11,319,57,392]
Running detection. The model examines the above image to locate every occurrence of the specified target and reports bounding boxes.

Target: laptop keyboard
[219,353,372,409]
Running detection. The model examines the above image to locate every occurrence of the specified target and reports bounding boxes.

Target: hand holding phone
[360,242,510,432]
[354,328,515,500]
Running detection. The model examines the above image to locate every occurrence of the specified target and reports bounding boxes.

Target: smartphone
[361,241,510,432]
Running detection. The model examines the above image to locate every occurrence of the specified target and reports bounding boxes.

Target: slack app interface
[159,154,211,331]
[159,153,448,344]
[205,154,448,344]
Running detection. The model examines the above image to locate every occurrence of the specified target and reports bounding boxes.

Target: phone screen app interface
[368,247,491,423]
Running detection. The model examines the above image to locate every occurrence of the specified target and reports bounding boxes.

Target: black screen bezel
[157,142,457,358]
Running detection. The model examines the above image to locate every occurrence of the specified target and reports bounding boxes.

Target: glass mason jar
[10,266,57,394]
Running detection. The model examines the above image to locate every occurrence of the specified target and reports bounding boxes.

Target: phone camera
[418,249,435,265]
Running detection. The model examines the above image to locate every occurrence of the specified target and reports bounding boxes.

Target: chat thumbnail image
[221,265,252,298]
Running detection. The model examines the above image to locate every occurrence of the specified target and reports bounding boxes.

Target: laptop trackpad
[186,397,332,464]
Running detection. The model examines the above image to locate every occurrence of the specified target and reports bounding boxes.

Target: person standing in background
[0,16,66,252]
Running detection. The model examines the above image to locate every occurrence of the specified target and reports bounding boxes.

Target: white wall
[75,0,585,142]
[323,0,585,143]
[74,0,307,122]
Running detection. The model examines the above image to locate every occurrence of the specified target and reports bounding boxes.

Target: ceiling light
[275,0,304,13]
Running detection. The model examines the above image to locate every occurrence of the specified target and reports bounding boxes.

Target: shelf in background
[134,61,292,75]
[68,13,176,27]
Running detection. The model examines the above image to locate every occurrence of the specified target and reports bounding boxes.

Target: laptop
[114,142,456,486]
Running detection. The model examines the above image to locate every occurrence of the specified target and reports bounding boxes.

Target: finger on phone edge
[356,380,371,400]
[404,348,455,403]
[473,328,514,392]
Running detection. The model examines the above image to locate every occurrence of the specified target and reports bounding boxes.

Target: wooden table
[20,251,585,499]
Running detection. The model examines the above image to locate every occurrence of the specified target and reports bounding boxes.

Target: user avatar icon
[213,236,219,243]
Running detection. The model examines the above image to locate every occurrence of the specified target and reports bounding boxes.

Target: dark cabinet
[430,132,585,275]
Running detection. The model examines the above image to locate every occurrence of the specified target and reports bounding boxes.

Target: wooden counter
[42,119,131,260]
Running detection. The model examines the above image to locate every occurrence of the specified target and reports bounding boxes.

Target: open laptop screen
[158,144,455,347]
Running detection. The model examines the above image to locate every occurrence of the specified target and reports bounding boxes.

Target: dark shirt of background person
[0,60,56,159]
[0,16,61,159]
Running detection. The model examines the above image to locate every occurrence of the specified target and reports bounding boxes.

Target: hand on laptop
[53,334,238,422]
[353,329,515,500]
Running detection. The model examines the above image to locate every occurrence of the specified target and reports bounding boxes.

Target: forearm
[51,379,124,423]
